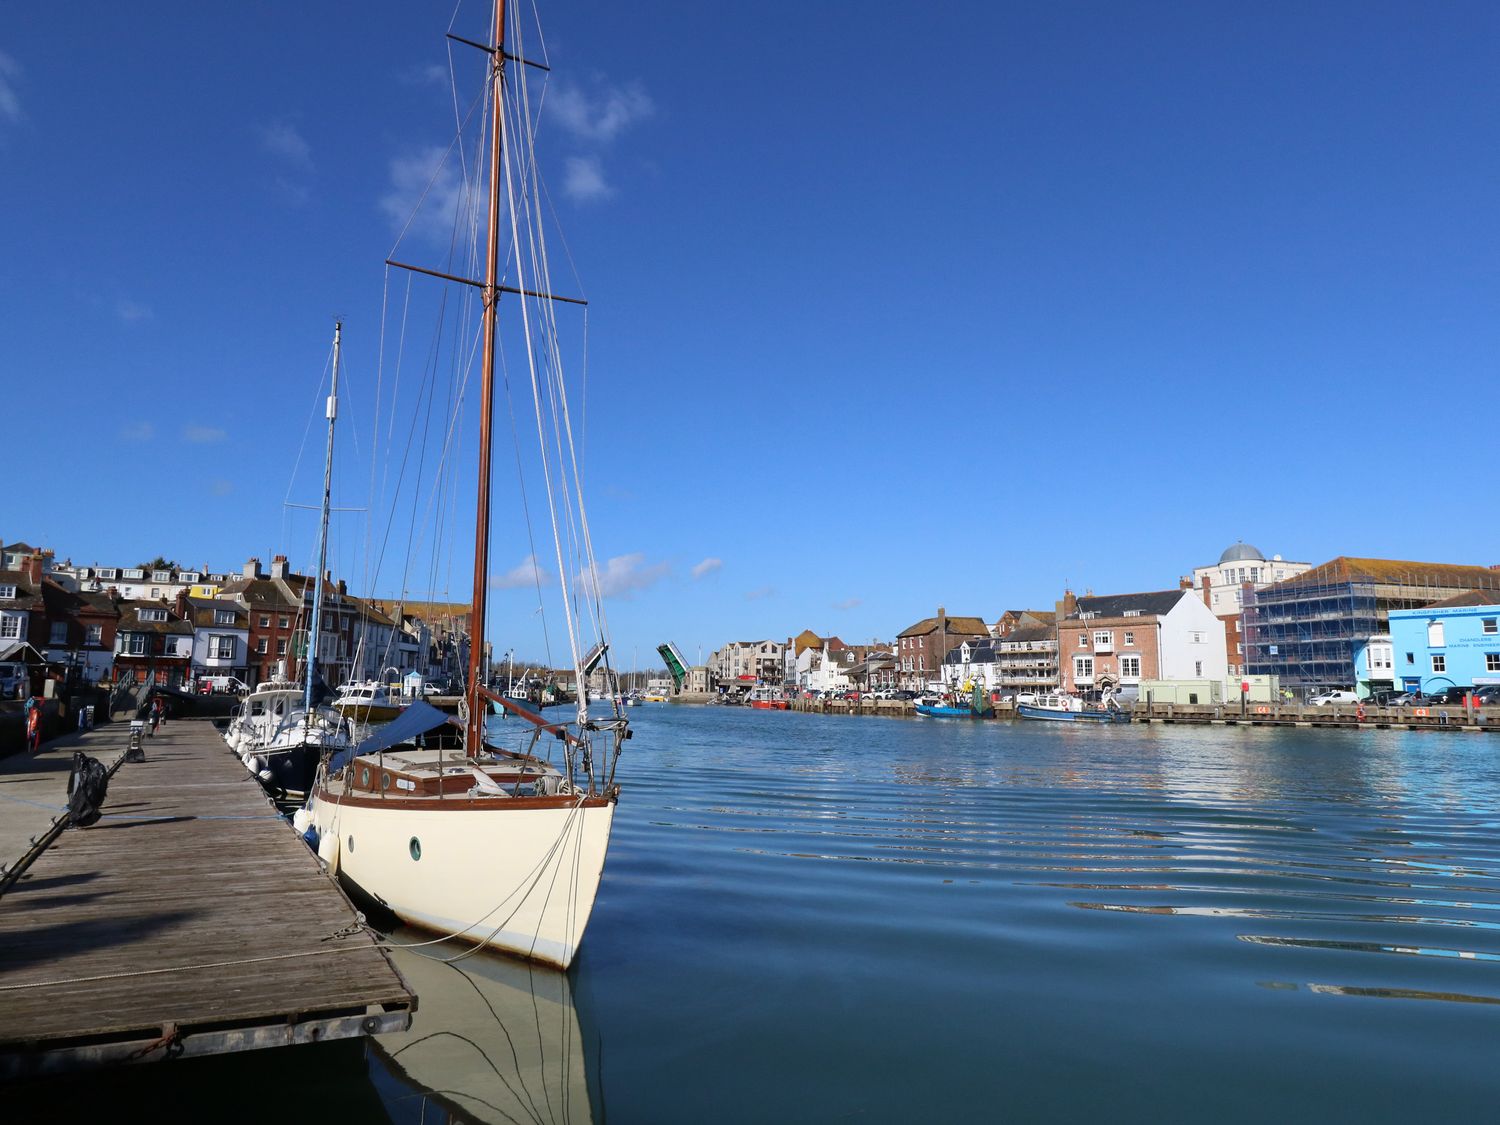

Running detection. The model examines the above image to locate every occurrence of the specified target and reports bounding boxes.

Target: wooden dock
[0,720,414,1078]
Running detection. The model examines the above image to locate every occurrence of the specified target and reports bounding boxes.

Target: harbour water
[16,707,1500,1121]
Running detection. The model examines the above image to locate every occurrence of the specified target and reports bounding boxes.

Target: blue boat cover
[327,700,453,773]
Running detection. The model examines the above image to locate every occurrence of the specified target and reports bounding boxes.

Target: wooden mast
[466,0,508,757]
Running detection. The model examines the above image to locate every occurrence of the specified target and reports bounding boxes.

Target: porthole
[381,772,391,790]
[409,837,422,861]
[347,835,354,854]
[359,766,370,787]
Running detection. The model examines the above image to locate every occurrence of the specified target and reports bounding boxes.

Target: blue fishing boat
[1016,691,1131,723]
[915,683,993,719]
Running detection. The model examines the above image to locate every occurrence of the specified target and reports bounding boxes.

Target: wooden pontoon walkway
[0,719,413,1077]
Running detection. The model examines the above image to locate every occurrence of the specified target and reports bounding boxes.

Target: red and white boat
[747,686,791,710]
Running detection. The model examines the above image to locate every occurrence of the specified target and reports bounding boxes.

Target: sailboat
[224,323,352,801]
[307,0,627,969]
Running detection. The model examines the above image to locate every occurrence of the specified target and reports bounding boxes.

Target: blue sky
[2,2,1497,669]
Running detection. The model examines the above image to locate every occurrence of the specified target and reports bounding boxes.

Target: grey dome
[1219,541,1265,565]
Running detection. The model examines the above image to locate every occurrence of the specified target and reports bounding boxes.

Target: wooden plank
[0,720,413,1073]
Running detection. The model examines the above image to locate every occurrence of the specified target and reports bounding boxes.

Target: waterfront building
[1387,591,1500,695]
[1242,558,1500,693]
[1187,542,1312,676]
[113,600,194,688]
[40,581,120,685]
[941,637,1000,693]
[1056,588,1227,696]
[1351,633,1395,698]
[177,595,250,687]
[895,608,989,690]
[0,554,45,662]
[710,640,786,686]
[996,618,1059,695]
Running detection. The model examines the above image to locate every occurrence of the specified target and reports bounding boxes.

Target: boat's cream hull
[309,790,614,969]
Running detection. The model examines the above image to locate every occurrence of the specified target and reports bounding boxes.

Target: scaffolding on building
[1243,565,1500,692]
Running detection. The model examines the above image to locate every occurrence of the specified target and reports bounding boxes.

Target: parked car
[869,688,896,700]
[1308,690,1359,707]
[892,689,919,701]
[1474,685,1500,705]
[1426,686,1474,706]
[0,661,30,700]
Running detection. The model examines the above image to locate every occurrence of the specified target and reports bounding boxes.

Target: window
[1194,661,1203,677]
[150,588,160,598]
[1190,631,1204,644]
[1432,654,1446,673]
[1236,642,1243,654]
[1405,652,1414,664]
[86,624,102,645]
[1120,655,1141,678]
[276,639,288,657]
[1074,656,1094,680]
[1487,654,1500,673]
[259,614,270,628]
[215,609,235,625]
[0,585,15,599]
[98,568,117,579]
[1484,619,1498,635]
[278,616,290,629]
[1428,621,1445,648]
[140,608,168,623]
[152,570,171,582]
[124,569,144,579]
[50,622,67,645]
[1,616,21,640]
[1078,634,1088,648]
[1122,610,1140,618]
[211,635,235,660]
[1123,631,1134,646]
[126,634,147,655]
[1093,631,1112,647]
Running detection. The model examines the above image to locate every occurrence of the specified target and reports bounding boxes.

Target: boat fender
[292,808,313,834]
[317,830,340,874]
[246,756,261,775]
[301,826,319,852]
[258,768,274,782]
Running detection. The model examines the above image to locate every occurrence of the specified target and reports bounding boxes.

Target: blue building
[1387,591,1500,695]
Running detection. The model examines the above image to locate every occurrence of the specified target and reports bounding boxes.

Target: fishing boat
[747,686,790,710]
[1017,690,1131,723]
[307,1,627,970]
[223,324,352,800]
[915,682,994,718]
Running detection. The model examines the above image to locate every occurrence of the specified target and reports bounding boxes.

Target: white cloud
[0,50,21,127]
[745,586,775,601]
[833,597,862,611]
[258,121,312,170]
[116,299,152,323]
[563,156,611,203]
[590,553,670,599]
[209,479,234,497]
[381,145,482,244]
[691,557,723,580]
[548,81,654,144]
[492,554,553,590]
[182,425,226,444]
[119,421,154,442]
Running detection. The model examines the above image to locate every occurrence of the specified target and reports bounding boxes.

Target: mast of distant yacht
[306,320,341,718]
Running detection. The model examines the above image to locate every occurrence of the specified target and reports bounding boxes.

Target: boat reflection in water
[367,938,599,1124]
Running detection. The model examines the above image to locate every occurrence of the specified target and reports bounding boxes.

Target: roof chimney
[270,555,289,579]
[244,557,262,579]
[22,554,44,586]
[1056,589,1078,619]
